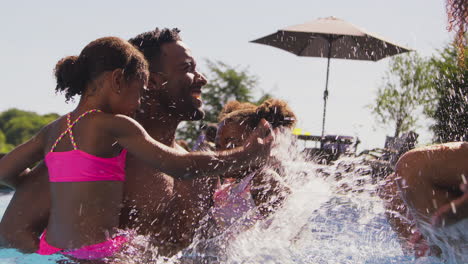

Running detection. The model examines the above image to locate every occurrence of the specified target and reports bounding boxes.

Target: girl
[211,99,295,230]
[0,37,272,261]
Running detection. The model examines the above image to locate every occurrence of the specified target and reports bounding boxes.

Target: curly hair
[129,28,182,72]
[54,37,148,102]
[219,99,297,129]
[446,0,467,66]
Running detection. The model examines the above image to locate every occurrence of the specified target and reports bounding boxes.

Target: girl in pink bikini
[0,37,273,261]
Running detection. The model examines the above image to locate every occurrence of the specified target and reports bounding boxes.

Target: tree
[0,108,59,148]
[177,60,271,145]
[445,0,466,66]
[429,44,467,142]
[369,52,434,138]
[0,130,13,153]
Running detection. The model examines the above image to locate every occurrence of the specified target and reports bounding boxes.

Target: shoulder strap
[49,109,101,152]
[66,112,79,150]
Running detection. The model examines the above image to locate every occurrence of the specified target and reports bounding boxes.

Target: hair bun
[53,37,149,103]
[54,56,82,99]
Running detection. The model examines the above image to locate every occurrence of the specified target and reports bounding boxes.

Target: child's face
[114,77,146,117]
[215,120,252,150]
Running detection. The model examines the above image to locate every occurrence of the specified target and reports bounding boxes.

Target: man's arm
[0,127,46,184]
[0,153,31,189]
[0,162,50,252]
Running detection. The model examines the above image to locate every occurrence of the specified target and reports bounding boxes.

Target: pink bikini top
[45,110,127,182]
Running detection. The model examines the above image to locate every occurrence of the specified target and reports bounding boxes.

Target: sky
[0,0,453,151]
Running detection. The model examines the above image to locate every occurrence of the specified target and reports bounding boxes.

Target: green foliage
[200,60,257,123]
[369,52,434,138]
[0,130,13,153]
[177,60,271,145]
[0,108,59,151]
[429,44,467,142]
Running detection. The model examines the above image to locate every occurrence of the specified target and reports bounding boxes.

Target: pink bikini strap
[49,109,102,152]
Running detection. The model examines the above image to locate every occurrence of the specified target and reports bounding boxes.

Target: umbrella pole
[320,40,332,148]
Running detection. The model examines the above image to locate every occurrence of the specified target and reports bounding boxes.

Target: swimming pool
[0,181,445,264]
[0,138,455,263]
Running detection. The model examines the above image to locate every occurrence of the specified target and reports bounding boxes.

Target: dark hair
[204,123,218,142]
[219,99,297,129]
[54,36,149,102]
[129,28,182,72]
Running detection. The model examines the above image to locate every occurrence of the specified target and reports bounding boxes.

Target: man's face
[153,41,208,121]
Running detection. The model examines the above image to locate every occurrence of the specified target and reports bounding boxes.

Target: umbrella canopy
[251,16,411,61]
[251,16,411,140]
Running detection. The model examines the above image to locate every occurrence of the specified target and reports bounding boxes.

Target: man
[0,28,219,257]
[123,28,218,256]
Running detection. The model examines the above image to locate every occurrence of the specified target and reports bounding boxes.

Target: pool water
[0,134,458,263]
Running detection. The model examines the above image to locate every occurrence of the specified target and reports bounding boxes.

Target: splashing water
[171,133,452,264]
[0,133,464,263]
[177,133,415,264]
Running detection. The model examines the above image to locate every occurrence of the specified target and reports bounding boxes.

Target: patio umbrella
[251,16,411,139]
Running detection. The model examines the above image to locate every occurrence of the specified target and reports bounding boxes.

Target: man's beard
[186,108,205,121]
[140,89,205,120]
[163,97,205,121]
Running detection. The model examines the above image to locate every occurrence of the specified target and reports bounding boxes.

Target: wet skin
[395,142,468,227]
[0,70,147,250]
[45,112,130,249]
[0,40,214,256]
[119,41,217,256]
[0,162,49,251]
[0,40,273,256]
[381,142,468,256]
[216,120,287,217]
